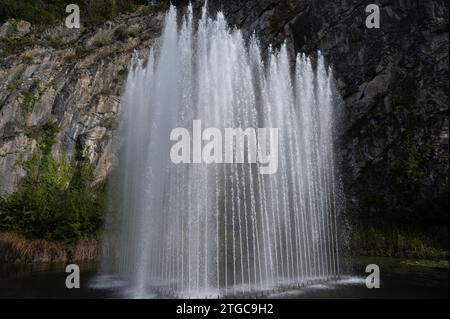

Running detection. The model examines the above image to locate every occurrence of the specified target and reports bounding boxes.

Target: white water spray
[102,4,342,298]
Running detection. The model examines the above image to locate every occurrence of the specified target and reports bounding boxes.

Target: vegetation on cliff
[0,0,148,25]
[0,121,106,244]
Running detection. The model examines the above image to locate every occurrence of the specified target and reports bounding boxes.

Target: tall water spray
[103,4,342,298]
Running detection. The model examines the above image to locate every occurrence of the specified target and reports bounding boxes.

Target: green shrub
[0,121,106,244]
[46,37,68,49]
[394,142,433,186]
[19,91,38,114]
[92,39,108,48]
[115,25,129,41]
[350,224,449,260]
[0,34,34,56]
[7,80,19,92]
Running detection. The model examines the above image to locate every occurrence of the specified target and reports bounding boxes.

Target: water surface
[0,257,447,298]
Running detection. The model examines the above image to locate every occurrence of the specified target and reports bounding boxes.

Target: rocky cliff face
[1,1,448,226]
[0,7,164,195]
[179,0,449,224]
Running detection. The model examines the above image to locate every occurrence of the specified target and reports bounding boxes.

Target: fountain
[100,4,343,298]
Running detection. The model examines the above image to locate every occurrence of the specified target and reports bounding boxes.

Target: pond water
[0,257,447,298]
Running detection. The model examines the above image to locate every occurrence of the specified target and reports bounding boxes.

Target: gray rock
[0,7,164,195]
[0,20,31,38]
[174,0,449,219]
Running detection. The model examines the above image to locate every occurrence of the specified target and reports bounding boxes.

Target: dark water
[0,257,448,299]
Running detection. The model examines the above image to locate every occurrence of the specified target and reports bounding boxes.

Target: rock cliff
[179,0,449,225]
[0,1,448,227]
[0,7,164,194]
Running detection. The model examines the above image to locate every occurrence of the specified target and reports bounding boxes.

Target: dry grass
[0,232,103,264]
[350,226,449,260]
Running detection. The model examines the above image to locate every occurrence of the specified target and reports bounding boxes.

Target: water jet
[101,4,343,299]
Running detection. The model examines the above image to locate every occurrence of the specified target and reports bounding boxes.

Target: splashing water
[101,4,343,298]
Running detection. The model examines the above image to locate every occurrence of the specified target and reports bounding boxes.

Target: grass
[92,38,109,48]
[0,34,34,57]
[115,25,130,41]
[45,36,69,49]
[19,90,38,114]
[7,80,19,92]
[18,85,48,116]
[350,225,449,260]
[401,259,449,269]
[0,231,101,264]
